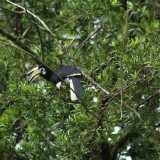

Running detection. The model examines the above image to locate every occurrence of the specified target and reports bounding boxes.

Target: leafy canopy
[0,0,160,160]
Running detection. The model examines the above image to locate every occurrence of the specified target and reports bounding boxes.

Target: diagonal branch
[56,15,83,30]
[0,38,97,118]
[0,40,40,64]
[6,0,110,96]
[78,25,103,50]
[0,5,25,14]
[36,25,45,62]
[117,99,143,121]
[0,29,82,105]
[136,92,160,111]
[23,0,45,62]
[0,28,39,63]
[97,72,154,123]
[6,0,63,50]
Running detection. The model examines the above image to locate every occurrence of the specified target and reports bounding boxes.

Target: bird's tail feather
[69,77,84,101]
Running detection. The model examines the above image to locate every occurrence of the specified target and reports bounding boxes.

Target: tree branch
[0,29,97,119]
[0,5,25,14]
[117,99,143,121]
[0,28,39,63]
[136,92,160,111]
[0,40,97,118]
[36,25,45,62]
[98,72,154,123]
[6,0,110,96]
[23,0,45,62]
[78,25,103,50]
[56,15,83,30]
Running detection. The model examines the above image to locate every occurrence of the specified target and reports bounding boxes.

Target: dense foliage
[0,0,160,159]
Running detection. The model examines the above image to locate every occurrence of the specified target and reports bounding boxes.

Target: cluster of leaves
[0,0,160,159]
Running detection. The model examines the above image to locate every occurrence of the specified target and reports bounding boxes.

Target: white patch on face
[40,68,46,75]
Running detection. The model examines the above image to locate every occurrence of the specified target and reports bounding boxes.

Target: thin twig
[56,16,83,30]
[21,26,31,38]
[115,97,143,121]
[0,6,25,14]
[78,25,102,50]
[96,72,158,124]
[75,126,96,144]
[36,25,45,62]
[23,0,44,62]
[66,34,77,52]
[0,40,40,63]
[136,92,160,111]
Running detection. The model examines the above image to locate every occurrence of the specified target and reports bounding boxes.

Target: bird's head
[28,65,52,84]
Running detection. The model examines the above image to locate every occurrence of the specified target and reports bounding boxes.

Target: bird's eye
[40,68,46,75]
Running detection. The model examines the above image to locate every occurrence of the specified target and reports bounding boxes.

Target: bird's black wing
[55,65,81,78]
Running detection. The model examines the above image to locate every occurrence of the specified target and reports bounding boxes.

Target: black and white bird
[28,65,84,101]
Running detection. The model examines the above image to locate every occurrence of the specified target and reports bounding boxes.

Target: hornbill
[28,65,84,101]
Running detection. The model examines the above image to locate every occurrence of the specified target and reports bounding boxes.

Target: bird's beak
[28,66,41,84]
